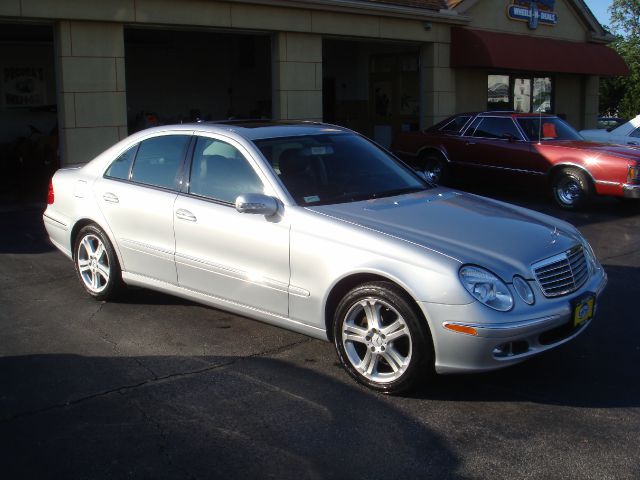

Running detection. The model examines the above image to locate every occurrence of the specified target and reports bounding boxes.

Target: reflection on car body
[44,121,607,393]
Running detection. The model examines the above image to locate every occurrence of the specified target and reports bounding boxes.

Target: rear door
[95,132,191,284]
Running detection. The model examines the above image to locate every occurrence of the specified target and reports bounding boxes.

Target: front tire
[418,152,448,185]
[74,224,123,301]
[551,168,593,210]
[332,282,433,394]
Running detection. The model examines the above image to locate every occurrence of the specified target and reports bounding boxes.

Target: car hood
[543,140,640,161]
[309,189,581,279]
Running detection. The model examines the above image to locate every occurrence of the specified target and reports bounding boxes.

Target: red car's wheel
[419,153,448,185]
[552,168,593,210]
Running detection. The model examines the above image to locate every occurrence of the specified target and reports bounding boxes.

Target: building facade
[0,0,627,168]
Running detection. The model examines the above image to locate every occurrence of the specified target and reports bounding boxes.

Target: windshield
[516,117,584,142]
[253,133,429,206]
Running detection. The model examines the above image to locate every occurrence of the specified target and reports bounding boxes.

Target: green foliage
[600,0,640,118]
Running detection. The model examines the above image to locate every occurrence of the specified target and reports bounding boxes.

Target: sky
[584,0,613,28]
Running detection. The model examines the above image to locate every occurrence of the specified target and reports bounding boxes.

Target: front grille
[532,245,589,297]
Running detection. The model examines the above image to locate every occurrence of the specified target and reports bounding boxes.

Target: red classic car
[392,112,640,209]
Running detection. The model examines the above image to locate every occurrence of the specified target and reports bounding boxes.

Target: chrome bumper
[622,184,640,199]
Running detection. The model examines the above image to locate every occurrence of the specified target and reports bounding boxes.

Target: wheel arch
[548,163,596,187]
[70,218,122,267]
[323,271,429,342]
[416,146,450,163]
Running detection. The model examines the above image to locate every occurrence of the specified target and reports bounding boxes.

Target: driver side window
[189,137,264,204]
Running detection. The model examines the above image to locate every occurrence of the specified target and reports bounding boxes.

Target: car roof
[467,111,559,118]
[140,120,351,141]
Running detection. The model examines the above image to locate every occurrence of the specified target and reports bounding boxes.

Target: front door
[173,135,290,317]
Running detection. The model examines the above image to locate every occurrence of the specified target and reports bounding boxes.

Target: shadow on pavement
[0,353,460,480]
[0,206,54,254]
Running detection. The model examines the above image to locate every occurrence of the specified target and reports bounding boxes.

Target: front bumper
[622,184,640,199]
[421,268,607,374]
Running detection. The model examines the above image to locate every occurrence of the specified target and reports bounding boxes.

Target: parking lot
[1,187,639,479]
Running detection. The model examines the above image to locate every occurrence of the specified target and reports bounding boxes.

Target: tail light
[47,179,55,205]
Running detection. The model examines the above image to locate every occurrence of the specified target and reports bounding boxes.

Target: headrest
[542,122,558,139]
[279,149,309,176]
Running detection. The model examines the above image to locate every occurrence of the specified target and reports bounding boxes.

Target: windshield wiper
[371,186,427,199]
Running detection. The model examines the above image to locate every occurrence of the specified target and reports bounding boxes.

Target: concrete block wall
[55,21,127,165]
[272,32,323,121]
[420,40,456,129]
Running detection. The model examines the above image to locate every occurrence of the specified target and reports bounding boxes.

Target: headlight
[459,266,513,312]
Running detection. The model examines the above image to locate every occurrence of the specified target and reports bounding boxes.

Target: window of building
[487,74,553,113]
[130,135,190,189]
[189,137,264,204]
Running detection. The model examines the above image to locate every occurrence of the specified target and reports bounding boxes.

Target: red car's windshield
[516,117,584,142]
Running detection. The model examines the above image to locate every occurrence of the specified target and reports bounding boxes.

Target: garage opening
[124,28,272,133]
[0,23,57,205]
[323,39,420,148]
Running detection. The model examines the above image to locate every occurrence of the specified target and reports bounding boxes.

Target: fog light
[493,341,529,358]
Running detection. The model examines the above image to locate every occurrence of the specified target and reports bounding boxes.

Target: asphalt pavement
[1,188,639,479]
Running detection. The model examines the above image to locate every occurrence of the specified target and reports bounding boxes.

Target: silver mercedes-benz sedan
[43,121,607,393]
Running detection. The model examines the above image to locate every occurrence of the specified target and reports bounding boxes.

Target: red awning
[451,27,629,76]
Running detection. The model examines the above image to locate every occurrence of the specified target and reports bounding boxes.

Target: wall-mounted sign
[508,0,558,29]
[2,67,46,107]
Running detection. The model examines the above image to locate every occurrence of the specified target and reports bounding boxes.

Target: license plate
[572,294,595,327]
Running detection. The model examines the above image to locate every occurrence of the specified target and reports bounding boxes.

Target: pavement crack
[126,395,200,480]
[0,336,313,424]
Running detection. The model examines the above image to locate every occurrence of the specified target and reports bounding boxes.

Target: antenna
[537,99,542,145]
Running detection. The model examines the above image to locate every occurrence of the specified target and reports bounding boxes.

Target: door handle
[102,192,119,203]
[175,209,197,222]
[465,141,476,146]
[628,141,637,146]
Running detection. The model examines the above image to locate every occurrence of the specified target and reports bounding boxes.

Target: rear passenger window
[440,116,471,134]
[105,145,137,180]
[130,135,190,189]
[189,137,263,204]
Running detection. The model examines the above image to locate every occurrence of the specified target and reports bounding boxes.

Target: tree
[600,0,640,118]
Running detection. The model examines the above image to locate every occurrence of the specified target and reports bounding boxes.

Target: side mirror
[502,132,516,142]
[235,193,279,216]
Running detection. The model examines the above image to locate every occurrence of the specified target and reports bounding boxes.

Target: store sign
[2,67,46,107]
[508,0,558,29]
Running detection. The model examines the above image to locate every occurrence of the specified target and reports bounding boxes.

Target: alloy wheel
[77,234,111,294]
[341,297,413,383]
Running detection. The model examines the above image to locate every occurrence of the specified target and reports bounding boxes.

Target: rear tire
[551,168,593,210]
[74,224,124,301]
[332,281,433,394]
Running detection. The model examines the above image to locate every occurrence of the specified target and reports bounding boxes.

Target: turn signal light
[47,179,55,205]
[443,323,478,336]
[628,165,640,184]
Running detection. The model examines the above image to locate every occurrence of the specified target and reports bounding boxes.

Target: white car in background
[580,115,640,146]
